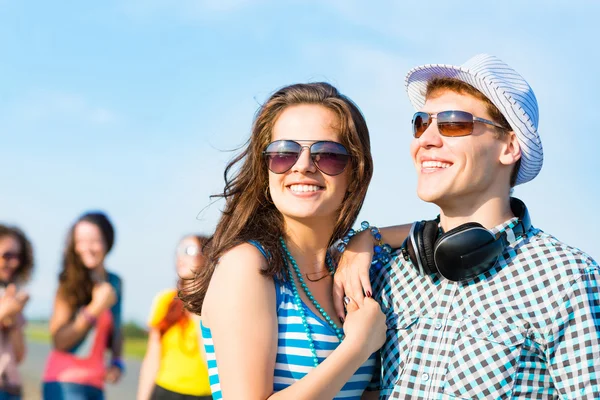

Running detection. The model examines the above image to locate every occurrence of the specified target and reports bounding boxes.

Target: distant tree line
[122,321,147,339]
[27,318,148,339]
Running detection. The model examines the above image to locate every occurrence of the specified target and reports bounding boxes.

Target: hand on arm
[333,224,412,319]
[0,284,29,326]
[50,282,117,351]
[0,285,29,363]
[269,295,386,400]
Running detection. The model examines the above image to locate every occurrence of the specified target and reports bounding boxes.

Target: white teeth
[422,161,451,169]
[289,184,321,193]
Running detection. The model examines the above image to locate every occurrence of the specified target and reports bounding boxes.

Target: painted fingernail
[340,317,345,323]
[344,296,351,305]
[366,291,372,298]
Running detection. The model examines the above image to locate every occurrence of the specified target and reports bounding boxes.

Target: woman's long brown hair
[180,82,373,315]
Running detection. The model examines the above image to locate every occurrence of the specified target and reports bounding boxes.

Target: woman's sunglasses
[177,245,200,257]
[263,140,350,176]
[1,252,19,262]
[412,110,508,138]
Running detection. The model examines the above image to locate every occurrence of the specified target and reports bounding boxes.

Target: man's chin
[417,187,445,205]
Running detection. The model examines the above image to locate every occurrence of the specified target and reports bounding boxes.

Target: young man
[335,54,599,399]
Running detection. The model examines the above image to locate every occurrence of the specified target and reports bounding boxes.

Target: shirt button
[422,373,430,382]
[435,322,442,329]
[486,330,492,337]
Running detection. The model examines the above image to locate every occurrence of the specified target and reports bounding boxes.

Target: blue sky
[2,1,599,324]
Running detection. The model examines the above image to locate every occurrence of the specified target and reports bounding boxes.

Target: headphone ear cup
[419,220,439,274]
[434,222,500,281]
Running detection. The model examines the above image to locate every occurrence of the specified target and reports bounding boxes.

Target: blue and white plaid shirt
[369,217,600,399]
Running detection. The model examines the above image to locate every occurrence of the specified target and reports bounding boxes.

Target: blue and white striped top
[201,244,377,399]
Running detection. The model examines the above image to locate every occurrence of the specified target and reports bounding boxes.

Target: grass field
[124,337,148,359]
[26,321,148,360]
[26,323,52,342]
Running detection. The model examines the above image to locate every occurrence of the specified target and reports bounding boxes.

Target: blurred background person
[42,212,124,400]
[137,234,211,400]
[0,224,33,400]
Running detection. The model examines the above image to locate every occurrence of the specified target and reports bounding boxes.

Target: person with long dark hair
[180,82,387,399]
[42,211,124,399]
[0,224,34,400]
[137,235,212,400]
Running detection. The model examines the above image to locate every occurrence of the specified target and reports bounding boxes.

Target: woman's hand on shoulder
[333,223,412,321]
[333,231,375,319]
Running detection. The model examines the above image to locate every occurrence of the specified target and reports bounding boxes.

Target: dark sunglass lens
[311,142,350,175]
[1,252,19,261]
[314,153,350,175]
[267,154,298,173]
[412,112,430,138]
[264,140,301,173]
[437,111,474,137]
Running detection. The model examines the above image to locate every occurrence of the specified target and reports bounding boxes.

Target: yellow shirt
[148,289,211,396]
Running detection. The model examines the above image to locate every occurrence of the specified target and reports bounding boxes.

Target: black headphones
[402,197,531,282]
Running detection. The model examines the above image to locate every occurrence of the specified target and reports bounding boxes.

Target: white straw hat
[405,54,543,185]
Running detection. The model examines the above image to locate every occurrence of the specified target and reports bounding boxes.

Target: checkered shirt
[368,217,600,399]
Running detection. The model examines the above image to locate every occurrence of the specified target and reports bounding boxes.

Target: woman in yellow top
[137,235,211,400]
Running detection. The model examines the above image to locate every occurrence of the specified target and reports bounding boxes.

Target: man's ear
[499,130,521,167]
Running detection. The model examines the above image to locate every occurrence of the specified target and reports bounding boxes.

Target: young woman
[137,235,212,400]
[42,212,124,400]
[0,224,34,400]
[181,82,387,399]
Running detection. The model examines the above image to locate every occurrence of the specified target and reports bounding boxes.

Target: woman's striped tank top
[201,242,376,399]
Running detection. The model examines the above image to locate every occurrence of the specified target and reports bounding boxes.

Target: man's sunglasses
[412,110,508,138]
[263,140,350,176]
[1,252,19,262]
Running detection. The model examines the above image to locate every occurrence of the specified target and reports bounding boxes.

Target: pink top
[42,309,113,389]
